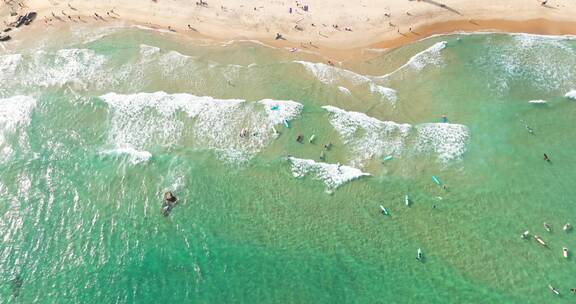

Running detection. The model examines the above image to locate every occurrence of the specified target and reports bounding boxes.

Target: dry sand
[2,0,576,56]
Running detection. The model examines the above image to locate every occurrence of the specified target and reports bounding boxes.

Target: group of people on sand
[42,7,120,25]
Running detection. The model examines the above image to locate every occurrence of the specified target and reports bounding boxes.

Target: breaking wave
[0,96,36,162]
[287,157,370,191]
[0,48,106,91]
[99,146,153,165]
[100,92,303,162]
[295,61,397,104]
[323,105,470,166]
[378,41,447,79]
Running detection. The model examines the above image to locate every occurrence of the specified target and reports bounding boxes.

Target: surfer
[240,128,248,138]
[296,134,303,143]
[161,191,178,216]
[544,153,550,162]
[549,285,560,295]
[544,222,552,232]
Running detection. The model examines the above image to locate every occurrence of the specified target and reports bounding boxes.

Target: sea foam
[100,146,152,165]
[323,105,469,166]
[287,157,370,191]
[100,92,303,162]
[528,100,547,104]
[0,96,36,161]
[565,90,576,100]
[378,41,447,79]
[295,61,397,104]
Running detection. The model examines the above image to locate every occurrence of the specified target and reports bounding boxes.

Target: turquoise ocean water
[2,25,576,303]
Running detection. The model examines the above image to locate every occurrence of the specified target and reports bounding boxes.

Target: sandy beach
[2,0,576,56]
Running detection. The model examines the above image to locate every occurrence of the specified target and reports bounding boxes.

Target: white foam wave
[323,105,469,166]
[528,99,547,104]
[288,157,369,190]
[338,86,351,95]
[139,44,160,57]
[100,146,152,165]
[0,54,22,82]
[100,92,303,162]
[369,83,398,104]
[260,99,304,125]
[378,41,447,79]
[414,123,470,163]
[565,90,576,100]
[295,61,397,103]
[6,48,107,90]
[0,96,36,161]
[295,61,371,85]
[131,24,175,34]
[477,35,576,94]
[323,105,411,167]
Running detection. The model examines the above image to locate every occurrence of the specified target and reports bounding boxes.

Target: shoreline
[2,0,576,61]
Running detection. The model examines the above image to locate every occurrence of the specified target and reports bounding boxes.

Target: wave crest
[323,105,469,166]
[100,92,303,162]
[288,157,370,191]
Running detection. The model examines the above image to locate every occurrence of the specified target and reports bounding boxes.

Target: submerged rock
[11,275,23,297]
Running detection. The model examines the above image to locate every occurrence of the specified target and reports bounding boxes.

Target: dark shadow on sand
[420,0,462,15]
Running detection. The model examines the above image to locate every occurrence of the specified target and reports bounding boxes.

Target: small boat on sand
[534,235,546,246]
[549,284,560,295]
[24,12,37,25]
[379,205,389,216]
[563,247,569,259]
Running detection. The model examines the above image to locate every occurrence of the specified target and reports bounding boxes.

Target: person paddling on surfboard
[544,153,550,162]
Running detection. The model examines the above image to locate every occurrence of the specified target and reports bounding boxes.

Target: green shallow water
[1,26,576,303]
